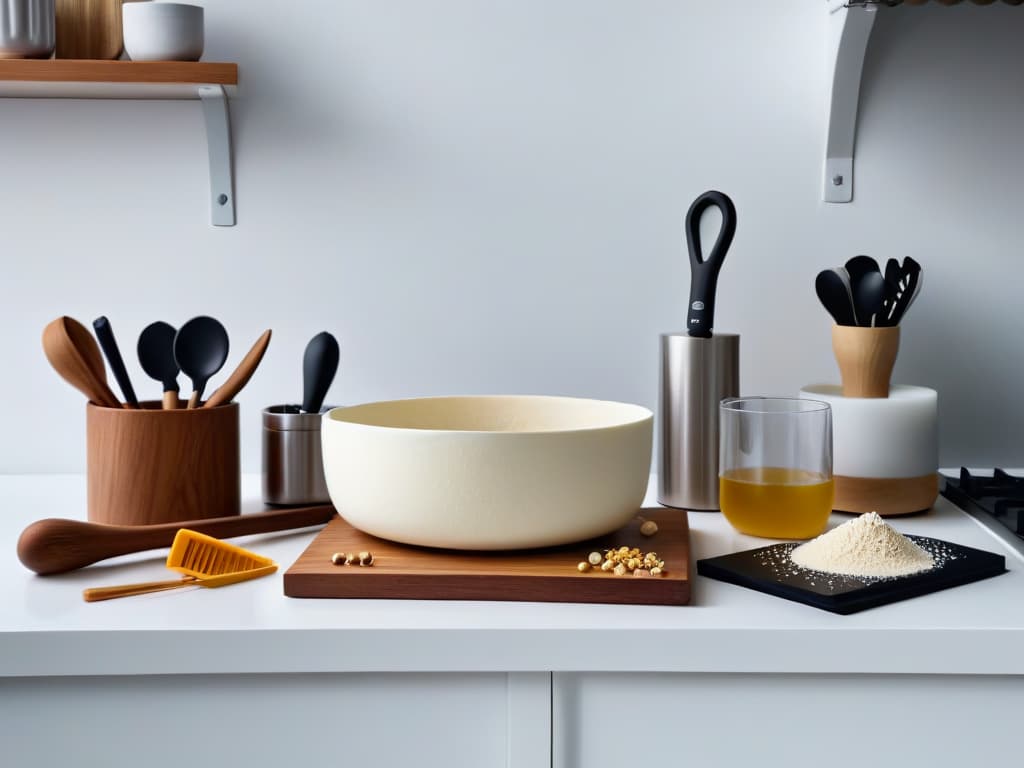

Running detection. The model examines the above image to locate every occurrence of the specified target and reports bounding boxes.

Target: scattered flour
[790,512,934,578]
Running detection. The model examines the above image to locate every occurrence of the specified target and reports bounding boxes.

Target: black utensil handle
[93,316,139,408]
[686,190,737,338]
[302,332,340,414]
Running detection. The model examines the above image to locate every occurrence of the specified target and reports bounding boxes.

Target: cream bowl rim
[323,394,653,436]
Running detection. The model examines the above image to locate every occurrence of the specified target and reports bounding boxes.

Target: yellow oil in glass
[719,466,834,540]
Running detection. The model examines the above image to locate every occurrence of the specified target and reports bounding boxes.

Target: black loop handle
[685,190,737,338]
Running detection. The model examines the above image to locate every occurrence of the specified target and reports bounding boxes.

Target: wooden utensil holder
[86,401,240,525]
[831,325,900,398]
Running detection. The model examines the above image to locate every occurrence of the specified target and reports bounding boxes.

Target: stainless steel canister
[262,405,332,506]
[658,333,739,510]
[1,0,55,59]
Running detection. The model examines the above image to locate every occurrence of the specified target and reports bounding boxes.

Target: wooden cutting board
[284,508,690,605]
[55,0,127,60]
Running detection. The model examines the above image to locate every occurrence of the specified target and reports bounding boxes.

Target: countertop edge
[3,627,1023,677]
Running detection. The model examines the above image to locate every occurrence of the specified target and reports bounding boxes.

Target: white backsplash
[2,0,1022,472]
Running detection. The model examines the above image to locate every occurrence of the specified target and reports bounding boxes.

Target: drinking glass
[719,397,833,539]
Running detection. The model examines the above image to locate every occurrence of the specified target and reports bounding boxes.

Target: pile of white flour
[790,511,934,578]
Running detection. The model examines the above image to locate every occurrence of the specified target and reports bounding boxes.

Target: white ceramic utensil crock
[321,395,654,550]
[799,384,938,515]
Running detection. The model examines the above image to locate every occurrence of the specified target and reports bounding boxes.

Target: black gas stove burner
[941,468,1024,550]
[952,468,1024,500]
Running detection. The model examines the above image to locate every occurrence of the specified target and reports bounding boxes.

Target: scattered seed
[358,551,374,566]
[331,552,346,566]
[587,551,603,566]
[577,561,591,572]
[640,520,659,537]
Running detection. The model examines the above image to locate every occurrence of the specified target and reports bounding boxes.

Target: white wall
[3,1,1022,474]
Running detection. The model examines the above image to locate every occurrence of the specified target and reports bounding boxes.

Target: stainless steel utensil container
[658,333,739,510]
[262,405,332,506]
[1,0,54,59]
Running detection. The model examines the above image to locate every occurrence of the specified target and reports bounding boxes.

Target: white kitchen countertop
[2,473,1022,678]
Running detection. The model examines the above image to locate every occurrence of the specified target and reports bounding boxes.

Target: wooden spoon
[42,316,121,408]
[203,329,272,409]
[17,503,336,575]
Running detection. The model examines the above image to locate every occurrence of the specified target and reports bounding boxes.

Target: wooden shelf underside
[0,60,237,99]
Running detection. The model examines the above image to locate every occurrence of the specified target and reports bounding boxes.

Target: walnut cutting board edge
[56,0,130,60]
[283,508,691,605]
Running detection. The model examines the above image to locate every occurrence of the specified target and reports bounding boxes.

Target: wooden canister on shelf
[54,0,128,59]
[86,401,240,525]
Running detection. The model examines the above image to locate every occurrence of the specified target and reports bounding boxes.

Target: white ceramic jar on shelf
[122,2,204,62]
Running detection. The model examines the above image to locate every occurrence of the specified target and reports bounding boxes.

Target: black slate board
[696,536,1007,615]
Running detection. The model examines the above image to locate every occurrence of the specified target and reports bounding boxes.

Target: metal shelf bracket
[824,0,878,203]
[198,84,236,226]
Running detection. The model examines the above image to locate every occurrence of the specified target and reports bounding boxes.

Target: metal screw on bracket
[217,194,229,205]
[832,175,844,187]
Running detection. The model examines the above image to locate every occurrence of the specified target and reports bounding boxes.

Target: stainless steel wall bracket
[824,0,878,203]
[198,85,235,226]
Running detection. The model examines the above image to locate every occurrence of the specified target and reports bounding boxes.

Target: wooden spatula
[203,330,272,409]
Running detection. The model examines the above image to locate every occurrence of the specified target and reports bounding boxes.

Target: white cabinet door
[554,672,1024,768]
[0,673,521,768]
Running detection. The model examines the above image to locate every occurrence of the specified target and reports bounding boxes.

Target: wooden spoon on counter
[202,329,272,409]
[17,504,337,575]
[42,316,122,408]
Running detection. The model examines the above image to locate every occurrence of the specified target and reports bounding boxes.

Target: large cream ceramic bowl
[322,395,653,550]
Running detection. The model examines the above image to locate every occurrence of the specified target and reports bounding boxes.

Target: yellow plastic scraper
[83,529,277,602]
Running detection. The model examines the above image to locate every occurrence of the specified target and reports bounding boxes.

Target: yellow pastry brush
[83,529,277,602]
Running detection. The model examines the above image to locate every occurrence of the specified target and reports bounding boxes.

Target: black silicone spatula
[878,258,903,326]
[815,269,858,326]
[302,332,340,413]
[685,190,737,338]
[137,321,180,410]
[174,316,230,409]
[93,316,139,408]
[889,256,923,325]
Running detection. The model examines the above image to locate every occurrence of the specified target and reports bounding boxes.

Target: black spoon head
[844,254,880,286]
[174,316,230,397]
[302,331,340,414]
[137,321,180,391]
[854,270,886,327]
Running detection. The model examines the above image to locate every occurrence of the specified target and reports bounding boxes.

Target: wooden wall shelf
[0,60,240,225]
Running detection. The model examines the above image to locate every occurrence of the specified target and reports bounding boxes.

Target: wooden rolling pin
[17,505,337,575]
